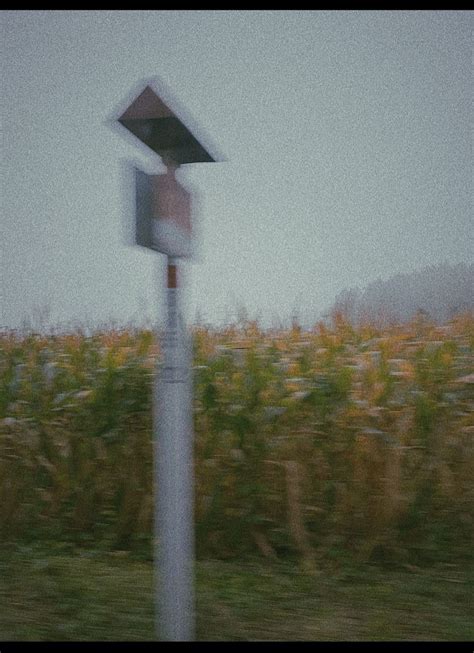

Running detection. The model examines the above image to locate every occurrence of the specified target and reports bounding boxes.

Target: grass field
[0,544,472,641]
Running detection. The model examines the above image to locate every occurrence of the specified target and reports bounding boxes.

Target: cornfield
[1,312,473,565]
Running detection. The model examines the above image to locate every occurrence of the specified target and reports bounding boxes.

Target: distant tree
[329,262,474,325]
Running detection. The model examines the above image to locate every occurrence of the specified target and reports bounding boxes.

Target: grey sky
[2,10,472,329]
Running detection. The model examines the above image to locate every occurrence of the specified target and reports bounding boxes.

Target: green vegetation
[1,312,473,640]
[0,545,472,641]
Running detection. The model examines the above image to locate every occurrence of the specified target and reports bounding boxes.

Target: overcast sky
[2,10,472,329]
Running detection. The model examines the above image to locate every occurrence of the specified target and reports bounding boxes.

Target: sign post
[154,257,194,640]
[112,80,222,641]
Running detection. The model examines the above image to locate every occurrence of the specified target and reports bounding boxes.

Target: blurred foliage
[1,313,473,564]
[1,546,472,641]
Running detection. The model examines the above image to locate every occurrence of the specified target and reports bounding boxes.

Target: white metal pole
[154,257,195,641]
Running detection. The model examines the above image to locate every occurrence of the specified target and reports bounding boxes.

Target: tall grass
[1,313,473,564]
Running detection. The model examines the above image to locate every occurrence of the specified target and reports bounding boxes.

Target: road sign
[117,82,221,165]
[135,165,193,258]
[112,78,223,642]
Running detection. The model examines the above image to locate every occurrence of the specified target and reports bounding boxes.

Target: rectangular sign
[135,167,154,249]
[135,167,193,258]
